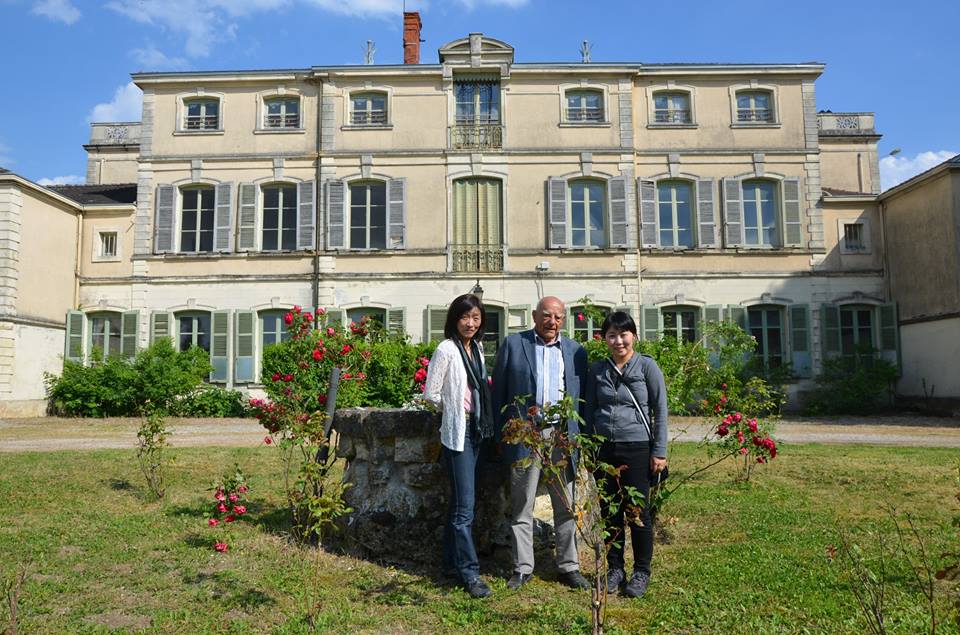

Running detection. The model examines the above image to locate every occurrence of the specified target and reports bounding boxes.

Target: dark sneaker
[606,567,626,594]
[465,577,492,599]
[624,571,650,598]
[506,571,532,590]
[558,569,591,591]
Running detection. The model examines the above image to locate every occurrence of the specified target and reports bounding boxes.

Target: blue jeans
[442,431,481,583]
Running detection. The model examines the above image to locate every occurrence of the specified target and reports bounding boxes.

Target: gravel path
[1,414,959,452]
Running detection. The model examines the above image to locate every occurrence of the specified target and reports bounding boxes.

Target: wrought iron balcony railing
[450,124,503,150]
[265,113,300,128]
[451,244,504,272]
[350,110,387,125]
[654,108,692,124]
[185,115,219,130]
[736,108,773,123]
[566,107,604,122]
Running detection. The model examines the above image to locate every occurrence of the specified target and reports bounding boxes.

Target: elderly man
[492,296,590,591]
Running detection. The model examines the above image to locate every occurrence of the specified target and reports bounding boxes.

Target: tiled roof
[49,183,137,205]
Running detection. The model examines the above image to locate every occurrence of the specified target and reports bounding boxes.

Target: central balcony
[451,243,504,272]
[449,124,503,150]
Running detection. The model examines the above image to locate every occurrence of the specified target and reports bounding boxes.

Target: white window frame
[175,89,225,134]
[740,178,781,248]
[567,177,608,249]
[175,311,212,353]
[838,218,872,254]
[255,87,305,133]
[656,179,697,248]
[260,182,299,252]
[661,305,699,343]
[728,82,780,127]
[346,90,390,127]
[646,82,697,128]
[177,185,217,254]
[92,227,122,262]
[558,82,610,126]
[88,311,123,359]
[347,179,388,250]
[746,304,787,369]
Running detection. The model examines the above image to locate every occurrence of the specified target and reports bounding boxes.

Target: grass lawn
[0,442,956,634]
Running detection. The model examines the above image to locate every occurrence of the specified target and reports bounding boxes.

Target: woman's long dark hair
[443,293,486,341]
[600,310,638,337]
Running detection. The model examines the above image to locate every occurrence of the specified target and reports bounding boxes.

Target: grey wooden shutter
[387,178,407,249]
[210,310,230,383]
[237,183,257,252]
[297,180,316,250]
[324,308,345,326]
[234,310,256,383]
[820,304,841,358]
[150,311,174,344]
[700,305,724,347]
[120,310,139,359]
[64,310,85,363]
[425,305,449,342]
[214,182,233,252]
[638,178,657,248]
[153,184,175,253]
[726,305,747,330]
[386,307,406,336]
[722,177,743,248]
[608,176,628,248]
[878,302,899,368]
[547,177,567,248]
[696,178,717,248]
[507,305,531,336]
[782,177,802,247]
[788,304,811,377]
[325,180,346,249]
[640,305,661,341]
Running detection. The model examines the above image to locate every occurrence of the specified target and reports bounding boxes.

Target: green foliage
[169,386,250,417]
[805,351,897,415]
[136,411,170,498]
[359,338,437,407]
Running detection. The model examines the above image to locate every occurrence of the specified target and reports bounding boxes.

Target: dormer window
[566,90,603,122]
[264,97,300,129]
[351,92,387,125]
[736,90,774,123]
[184,99,219,130]
[653,92,691,124]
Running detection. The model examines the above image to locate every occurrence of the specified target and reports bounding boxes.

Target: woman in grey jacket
[584,311,668,599]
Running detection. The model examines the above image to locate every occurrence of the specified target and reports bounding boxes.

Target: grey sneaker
[624,571,650,598]
[606,568,626,594]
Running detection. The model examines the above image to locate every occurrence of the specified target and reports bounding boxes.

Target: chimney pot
[403,12,422,65]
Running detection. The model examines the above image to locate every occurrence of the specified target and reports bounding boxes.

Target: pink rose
[215,491,226,502]
[327,327,335,336]
[217,503,227,513]
[316,308,326,316]
[233,505,246,515]
[357,372,366,380]
[293,305,301,313]
[214,541,228,553]
[208,518,219,527]
[577,313,585,322]
[732,412,743,423]
[264,436,273,445]
[748,419,758,433]
[739,447,749,455]
[237,485,248,494]
[224,515,236,523]
[342,372,352,379]
[228,493,238,503]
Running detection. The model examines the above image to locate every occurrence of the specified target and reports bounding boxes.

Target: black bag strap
[607,358,653,441]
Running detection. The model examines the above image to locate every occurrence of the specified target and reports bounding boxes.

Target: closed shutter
[507,304,531,336]
[608,176,628,248]
[325,180,346,249]
[783,177,802,247]
[387,178,406,249]
[210,310,230,383]
[297,180,316,250]
[120,310,139,359]
[150,311,174,344]
[547,177,567,248]
[820,304,841,358]
[638,178,657,248]
[788,304,811,377]
[386,307,406,337]
[154,184,175,253]
[878,302,899,369]
[214,182,233,252]
[425,305,448,342]
[726,305,747,330]
[234,310,256,383]
[722,177,743,247]
[324,308,345,327]
[700,305,724,348]
[696,178,717,248]
[236,183,257,252]
[64,310,85,363]
[640,305,661,341]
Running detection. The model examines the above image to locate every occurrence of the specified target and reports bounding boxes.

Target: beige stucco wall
[88,150,140,185]
[81,208,135,278]
[898,317,960,397]
[819,201,883,270]
[9,322,64,404]
[820,139,877,193]
[16,189,78,322]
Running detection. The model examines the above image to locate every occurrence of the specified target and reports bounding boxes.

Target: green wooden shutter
[425,305,448,342]
[788,304,811,377]
[120,310,139,359]
[210,310,230,383]
[150,311,174,344]
[297,180,316,250]
[701,305,724,354]
[325,180,346,249]
[782,177,802,247]
[387,178,406,249]
[547,177,568,248]
[726,305,747,330]
[640,305,661,341]
[153,184,175,253]
[696,178,717,247]
[507,304,531,336]
[722,177,743,247]
[236,183,257,252]
[386,307,407,337]
[820,304,841,358]
[64,310,85,363]
[878,302,899,369]
[324,308,345,327]
[638,178,657,248]
[214,182,233,252]
[608,176,628,248]
[234,310,256,383]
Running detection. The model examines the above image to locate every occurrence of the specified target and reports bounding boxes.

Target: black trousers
[595,441,653,574]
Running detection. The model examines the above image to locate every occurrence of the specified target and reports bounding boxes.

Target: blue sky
[1,0,957,189]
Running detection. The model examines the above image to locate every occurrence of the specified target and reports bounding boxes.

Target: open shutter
[782,177,802,247]
[153,184,175,253]
[234,310,256,383]
[387,178,407,249]
[210,310,230,383]
[297,180,316,250]
[701,305,724,354]
[64,310,85,363]
[120,310,139,359]
[150,311,174,345]
[214,182,233,252]
[722,177,743,248]
[638,178,657,248]
[506,304,531,336]
[425,305,449,342]
[640,305,661,341]
[325,180,346,249]
[386,307,406,337]
[726,305,747,331]
[237,183,257,252]
[608,176,628,248]
[547,177,568,248]
[788,304,811,377]
[322,308,345,328]
[878,302,900,369]
[696,178,717,248]
[820,304,841,359]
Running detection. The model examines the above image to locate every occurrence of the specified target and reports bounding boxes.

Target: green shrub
[169,386,250,417]
[804,350,897,415]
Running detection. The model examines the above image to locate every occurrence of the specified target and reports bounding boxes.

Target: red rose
[418,357,430,367]
[237,485,248,494]
[577,313,585,321]
[224,515,236,523]
[312,349,323,361]
[233,505,246,515]
[318,394,328,405]
[739,447,748,455]
[217,503,227,513]
[357,372,366,380]
[214,541,228,553]
[736,430,745,444]
[271,373,281,382]
[215,491,226,502]
[342,372,352,379]
[757,456,766,464]
[714,404,722,413]
[283,374,293,382]
[293,305,302,313]
[414,368,428,383]
[720,395,728,404]
[305,313,313,321]
[284,312,293,325]
[593,334,602,340]
[316,308,326,316]
[228,493,238,503]
[748,419,758,433]
[721,383,728,390]
[208,518,219,527]
[716,424,729,437]
[264,436,273,445]
[341,344,352,354]
[732,412,743,423]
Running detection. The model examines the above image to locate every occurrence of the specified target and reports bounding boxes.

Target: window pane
[286,100,299,114]
[749,311,763,328]
[282,187,296,212]
[205,101,218,116]
[187,102,202,117]
[754,93,770,109]
[281,227,296,251]
[200,208,214,231]
[350,227,366,249]
[589,200,603,231]
[199,229,213,252]
[179,317,193,350]
[267,100,281,114]
[737,94,751,109]
[767,327,782,355]
[182,189,197,209]
[263,208,279,230]
[262,230,277,251]
[370,202,386,228]
[571,229,585,247]
[182,208,197,231]
[744,198,758,228]
[654,94,668,109]
[571,200,584,229]
[263,187,279,209]
[350,205,365,230]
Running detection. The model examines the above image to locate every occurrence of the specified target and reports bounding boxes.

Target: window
[452,178,503,272]
[261,311,292,349]
[748,307,784,368]
[653,92,691,124]
[569,179,606,248]
[185,99,220,130]
[455,80,500,124]
[349,182,387,249]
[571,306,609,341]
[736,91,773,123]
[178,313,211,352]
[262,185,297,251]
[89,312,122,358]
[264,97,300,128]
[351,92,387,125]
[658,181,695,247]
[180,187,215,253]
[99,231,117,258]
[566,90,603,122]
[840,306,874,363]
[346,308,386,328]
[662,307,698,343]
[480,308,503,370]
[843,223,865,250]
[741,180,778,247]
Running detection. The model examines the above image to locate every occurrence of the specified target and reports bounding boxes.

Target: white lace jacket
[423,338,483,452]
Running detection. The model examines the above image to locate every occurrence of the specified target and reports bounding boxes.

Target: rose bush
[206,464,250,553]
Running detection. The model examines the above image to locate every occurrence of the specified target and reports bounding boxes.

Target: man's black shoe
[506,571,532,590]
[606,567,626,594]
[624,571,650,598]
[558,570,591,591]
[465,577,492,599]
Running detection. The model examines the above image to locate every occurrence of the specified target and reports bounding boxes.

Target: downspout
[313,74,323,311]
[74,206,83,308]
[879,200,891,302]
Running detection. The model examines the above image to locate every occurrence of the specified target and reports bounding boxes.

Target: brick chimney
[403,11,421,64]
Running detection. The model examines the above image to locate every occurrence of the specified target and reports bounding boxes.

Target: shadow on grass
[182,569,276,610]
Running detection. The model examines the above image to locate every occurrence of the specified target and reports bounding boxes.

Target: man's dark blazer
[492,328,588,465]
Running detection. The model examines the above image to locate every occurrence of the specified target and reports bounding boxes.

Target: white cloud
[131,46,188,70]
[37,175,84,186]
[880,150,958,191]
[301,0,404,18]
[88,82,143,123]
[31,0,81,24]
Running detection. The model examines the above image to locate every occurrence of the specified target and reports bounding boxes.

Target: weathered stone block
[393,437,441,463]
